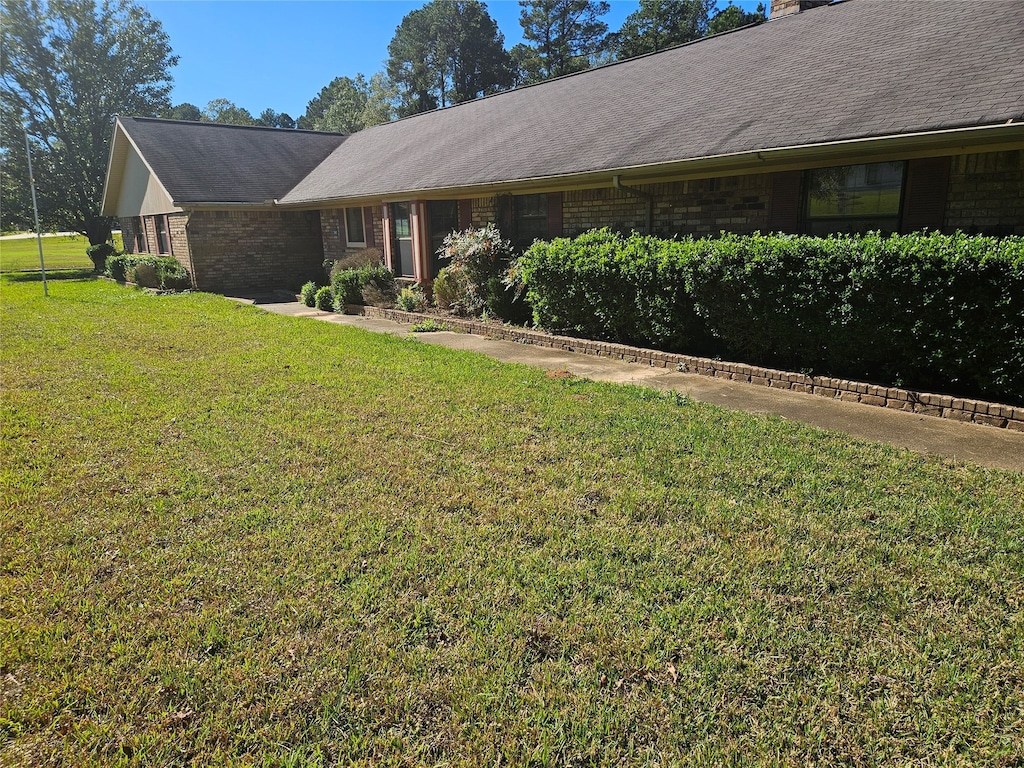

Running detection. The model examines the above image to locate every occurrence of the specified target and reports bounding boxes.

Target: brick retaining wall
[353,306,1024,432]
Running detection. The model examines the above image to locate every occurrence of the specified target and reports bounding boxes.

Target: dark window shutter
[546,192,563,238]
[458,199,473,231]
[363,207,375,247]
[768,171,803,233]
[338,210,347,246]
[901,157,951,234]
[496,195,513,238]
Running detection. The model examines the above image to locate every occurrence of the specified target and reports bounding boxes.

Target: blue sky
[138,0,764,120]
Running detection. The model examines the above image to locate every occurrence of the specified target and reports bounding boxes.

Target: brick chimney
[770,0,831,18]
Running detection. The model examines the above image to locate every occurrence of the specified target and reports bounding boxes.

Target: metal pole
[24,131,48,297]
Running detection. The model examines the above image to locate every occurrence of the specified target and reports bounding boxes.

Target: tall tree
[517,0,610,83]
[200,98,257,126]
[299,75,370,132]
[359,72,398,128]
[1,0,177,243]
[257,109,296,129]
[707,1,766,35]
[164,102,202,121]
[298,72,397,133]
[612,0,714,59]
[387,0,513,118]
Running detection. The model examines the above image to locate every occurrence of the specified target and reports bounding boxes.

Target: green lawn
[0,233,123,272]
[2,275,1022,767]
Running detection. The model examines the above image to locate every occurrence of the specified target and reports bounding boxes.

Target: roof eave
[274,122,1024,208]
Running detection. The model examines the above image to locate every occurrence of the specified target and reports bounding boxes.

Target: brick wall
[470,197,497,229]
[563,176,770,237]
[120,217,140,254]
[944,150,1024,236]
[117,213,193,284]
[187,209,325,293]
[321,207,386,266]
[166,213,191,279]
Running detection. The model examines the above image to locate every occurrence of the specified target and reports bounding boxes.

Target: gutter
[270,122,1024,209]
[612,175,653,234]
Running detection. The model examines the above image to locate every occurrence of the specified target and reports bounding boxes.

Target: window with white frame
[154,215,170,254]
[345,207,366,247]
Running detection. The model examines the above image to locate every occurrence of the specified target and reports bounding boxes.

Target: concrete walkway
[247,297,1024,474]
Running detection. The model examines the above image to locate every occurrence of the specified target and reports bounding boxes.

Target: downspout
[612,175,654,234]
[183,208,199,288]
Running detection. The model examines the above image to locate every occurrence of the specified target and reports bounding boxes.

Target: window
[344,207,365,247]
[389,202,414,277]
[154,215,170,254]
[428,200,459,277]
[515,194,548,246]
[132,217,146,252]
[804,161,905,235]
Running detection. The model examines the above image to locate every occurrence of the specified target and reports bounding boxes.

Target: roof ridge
[373,11,774,132]
[120,115,349,137]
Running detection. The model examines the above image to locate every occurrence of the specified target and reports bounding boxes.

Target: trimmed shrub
[515,229,712,352]
[130,261,160,288]
[105,253,132,281]
[516,230,1024,403]
[361,266,397,307]
[86,242,118,274]
[314,285,334,311]
[157,258,189,290]
[330,264,397,309]
[331,269,364,306]
[300,281,318,307]
[107,254,190,290]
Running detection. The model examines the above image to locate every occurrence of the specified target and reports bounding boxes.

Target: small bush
[300,281,318,307]
[411,318,450,333]
[160,260,190,290]
[396,285,428,312]
[314,285,334,311]
[361,266,397,307]
[331,269,364,306]
[432,266,472,314]
[130,261,160,288]
[86,243,118,273]
[105,253,132,281]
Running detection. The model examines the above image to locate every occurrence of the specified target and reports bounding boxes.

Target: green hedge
[105,253,190,290]
[330,264,395,307]
[516,231,1024,403]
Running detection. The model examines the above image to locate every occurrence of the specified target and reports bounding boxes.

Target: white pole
[24,130,48,297]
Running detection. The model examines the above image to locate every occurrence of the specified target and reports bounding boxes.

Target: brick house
[101,0,1024,293]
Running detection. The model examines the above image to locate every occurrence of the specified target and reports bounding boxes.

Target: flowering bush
[438,224,523,318]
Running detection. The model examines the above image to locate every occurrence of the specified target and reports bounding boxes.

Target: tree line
[166,0,765,132]
[1,0,763,243]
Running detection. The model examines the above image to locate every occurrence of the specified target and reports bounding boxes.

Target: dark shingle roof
[118,117,346,204]
[282,0,1024,204]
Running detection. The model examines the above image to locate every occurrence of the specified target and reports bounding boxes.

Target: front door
[391,202,415,277]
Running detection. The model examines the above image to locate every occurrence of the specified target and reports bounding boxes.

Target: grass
[1,274,1022,767]
[0,233,123,273]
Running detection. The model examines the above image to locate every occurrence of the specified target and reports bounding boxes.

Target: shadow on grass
[2,269,97,282]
